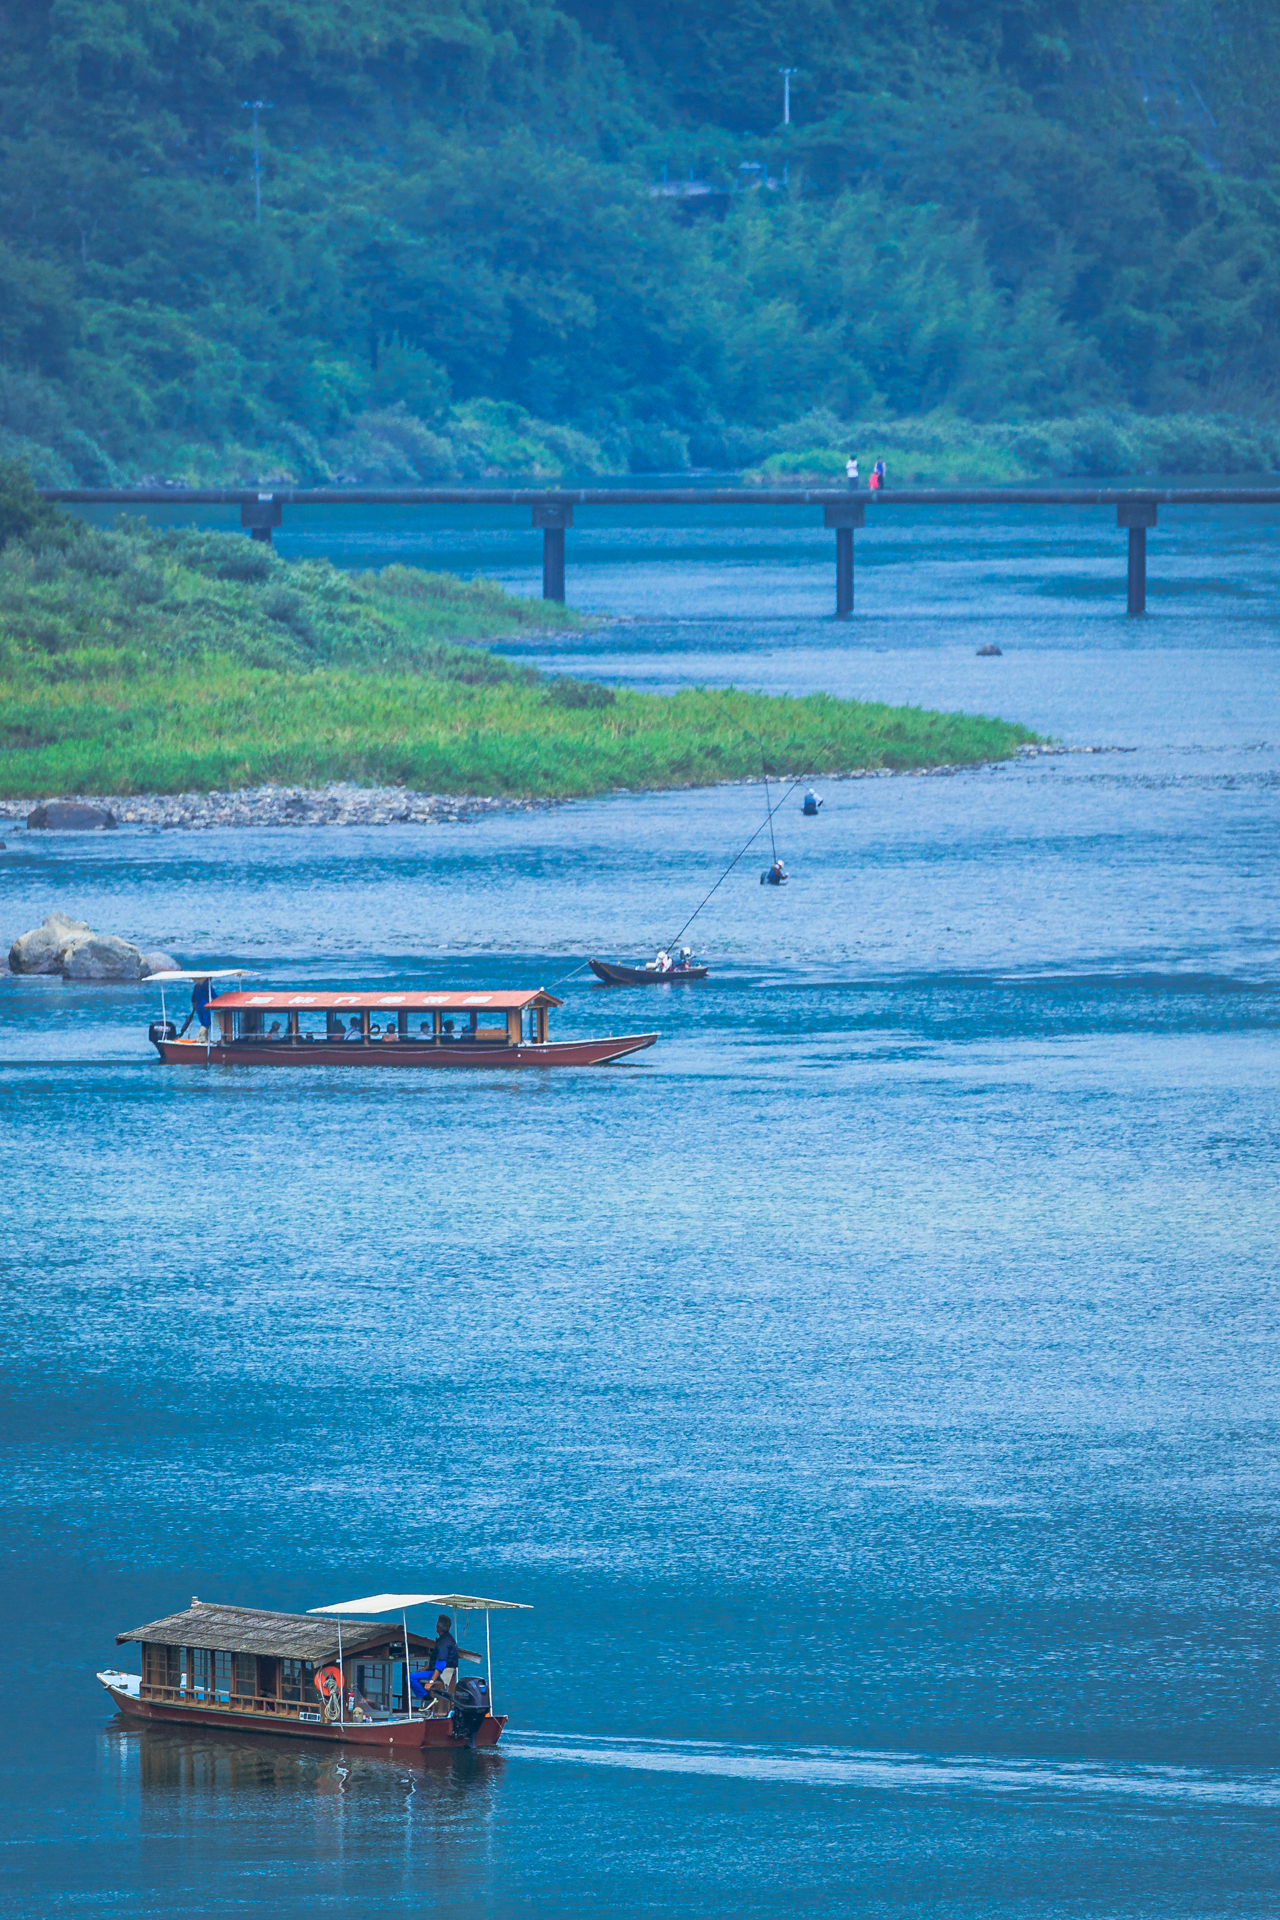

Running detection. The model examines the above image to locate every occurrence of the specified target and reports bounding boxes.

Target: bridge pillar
[824,502,865,617]
[1117,500,1157,615]
[240,496,283,545]
[533,502,573,601]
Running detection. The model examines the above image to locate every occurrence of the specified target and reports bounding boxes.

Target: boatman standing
[179,975,214,1037]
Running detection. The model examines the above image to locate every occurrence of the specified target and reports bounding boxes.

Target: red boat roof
[209,989,563,1012]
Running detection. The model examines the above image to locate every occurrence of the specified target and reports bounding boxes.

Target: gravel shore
[0,783,553,830]
[0,748,1104,834]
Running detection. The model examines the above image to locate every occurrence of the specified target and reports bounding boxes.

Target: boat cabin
[117,1599,451,1725]
[154,987,561,1051]
[214,990,561,1048]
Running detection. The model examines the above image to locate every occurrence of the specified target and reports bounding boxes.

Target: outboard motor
[148,1019,177,1057]
[450,1676,491,1749]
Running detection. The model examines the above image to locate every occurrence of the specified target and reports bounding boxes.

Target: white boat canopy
[309,1591,531,1615]
[148,968,248,982]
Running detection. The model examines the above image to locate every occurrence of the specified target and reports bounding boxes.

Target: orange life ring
[314,1665,343,1700]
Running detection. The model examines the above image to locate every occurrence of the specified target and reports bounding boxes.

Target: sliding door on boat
[211,1650,232,1702]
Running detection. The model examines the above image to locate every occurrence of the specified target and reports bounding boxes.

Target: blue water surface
[1,498,1278,1917]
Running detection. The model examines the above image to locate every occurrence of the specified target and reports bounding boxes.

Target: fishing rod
[665,689,858,949]
[666,772,810,948]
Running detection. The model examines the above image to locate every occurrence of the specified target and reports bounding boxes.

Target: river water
[2,499,1278,1916]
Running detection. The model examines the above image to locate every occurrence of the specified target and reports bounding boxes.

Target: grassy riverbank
[0,514,1037,797]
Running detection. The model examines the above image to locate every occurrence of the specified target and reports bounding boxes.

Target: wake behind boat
[147,973,656,1068]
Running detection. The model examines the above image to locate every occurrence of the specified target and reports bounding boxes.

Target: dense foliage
[3,0,1280,481]
[0,516,1034,795]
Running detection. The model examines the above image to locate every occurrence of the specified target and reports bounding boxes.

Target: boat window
[233,1651,257,1697]
[211,1650,232,1699]
[281,1658,309,1703]
[356,1660,393,1709]
[191,1648,211,1695]
[142,1642,184,1689]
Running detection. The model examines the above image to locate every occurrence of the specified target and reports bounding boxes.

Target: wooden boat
[147,973,656,1068]
[99,1590,529,1751]
[589,958,709,985]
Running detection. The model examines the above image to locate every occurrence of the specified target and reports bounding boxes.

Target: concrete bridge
[40,485,1280,618]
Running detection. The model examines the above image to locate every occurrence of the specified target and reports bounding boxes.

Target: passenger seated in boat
[382,1023,398,1041]
[442,1018,456,1039]
[345,1018,363,1042]
[654,949,672,973]
[419,1020,432,1038]
[268,1020,281,1037]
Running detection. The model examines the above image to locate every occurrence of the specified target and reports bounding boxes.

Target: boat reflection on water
[106,1716,507,1799]
[103,1712,507,1903]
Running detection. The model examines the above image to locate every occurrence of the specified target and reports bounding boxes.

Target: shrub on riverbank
[0,520,1036,797]
[743,409,1280,487]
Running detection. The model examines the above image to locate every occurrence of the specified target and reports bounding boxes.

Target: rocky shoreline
[0,783,553,831]
[0,748,1104,834]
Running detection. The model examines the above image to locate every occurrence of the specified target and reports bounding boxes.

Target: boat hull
[588,960,708,985]
[156,1034,656,1068]
[103,1683,506,1749]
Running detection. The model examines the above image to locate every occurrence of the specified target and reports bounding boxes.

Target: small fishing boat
[99,1590,529,1751]
[589,952,708,986]
[147,972,656,1068]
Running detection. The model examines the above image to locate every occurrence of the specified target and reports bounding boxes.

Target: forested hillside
[4,0,1280,483]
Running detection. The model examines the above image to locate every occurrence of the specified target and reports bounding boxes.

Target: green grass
[0,521,1038,796]
[743,409,1280,487]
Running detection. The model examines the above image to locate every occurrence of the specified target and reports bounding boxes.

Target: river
[2,495,1278,1917]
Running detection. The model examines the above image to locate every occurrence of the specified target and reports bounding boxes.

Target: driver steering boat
[98,1589,529,1751]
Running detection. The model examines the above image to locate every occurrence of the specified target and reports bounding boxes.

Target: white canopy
[148,968,247,982]
[309,1591,531,1615]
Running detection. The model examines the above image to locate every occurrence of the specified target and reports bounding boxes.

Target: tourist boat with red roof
[147,971,656,1068]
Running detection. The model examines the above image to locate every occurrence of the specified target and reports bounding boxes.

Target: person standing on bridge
[845,455,859,489]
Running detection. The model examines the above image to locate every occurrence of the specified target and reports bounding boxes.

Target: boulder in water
[976,643,1002,657]
[8,912,94,974]
[26,800,118,830]
[60,933,147,981]
[140,949,180,976]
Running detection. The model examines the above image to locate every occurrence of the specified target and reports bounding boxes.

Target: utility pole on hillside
[241,100,272,219]
[779,68,797,126]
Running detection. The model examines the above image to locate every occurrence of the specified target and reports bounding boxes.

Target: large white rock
[140,949,180,976]
[8,912,94,974]
[61,933,147,981]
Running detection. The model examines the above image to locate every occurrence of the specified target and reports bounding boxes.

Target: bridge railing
[37,485,1280,617]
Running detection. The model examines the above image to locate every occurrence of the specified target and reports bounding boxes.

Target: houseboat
[147,972,657,1069]
[99,1590,529,1750]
